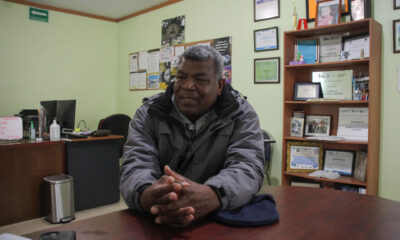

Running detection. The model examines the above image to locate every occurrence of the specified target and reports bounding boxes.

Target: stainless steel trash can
[43,174,75,223]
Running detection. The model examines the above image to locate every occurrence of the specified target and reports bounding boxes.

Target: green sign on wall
[29,7,48,22]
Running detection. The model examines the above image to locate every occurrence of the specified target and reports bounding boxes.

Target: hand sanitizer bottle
[50,119,60,141]
[30,121,36,140]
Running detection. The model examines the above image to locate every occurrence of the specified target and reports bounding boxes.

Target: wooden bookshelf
[282,19,382,195]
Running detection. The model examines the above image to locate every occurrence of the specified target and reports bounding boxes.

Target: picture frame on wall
[351,0,371,21]
[254,0,280,22]
[254,57,280,84]
[395,0,400,10]
[254,27,279,52]
[306,0,350,22]
[315,0,342,27]
[394,19,400,53]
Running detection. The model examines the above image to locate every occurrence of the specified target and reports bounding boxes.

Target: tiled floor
[0,199,128,237]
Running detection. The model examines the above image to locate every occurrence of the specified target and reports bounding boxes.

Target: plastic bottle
[30,121,36,140]
[50,119,60,141]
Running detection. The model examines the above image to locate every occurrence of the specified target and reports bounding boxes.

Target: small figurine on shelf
[289,52,306,65]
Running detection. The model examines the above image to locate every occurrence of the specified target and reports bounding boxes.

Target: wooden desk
[0,135,123,226]
[0,140,65,226]
[25,186,400,239]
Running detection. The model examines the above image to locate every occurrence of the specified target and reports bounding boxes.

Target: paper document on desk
[0,233,31,240]
[337,108,368,141]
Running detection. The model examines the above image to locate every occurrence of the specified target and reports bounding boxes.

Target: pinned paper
[0,117,23,140]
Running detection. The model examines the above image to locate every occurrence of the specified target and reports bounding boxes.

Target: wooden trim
[5,0,183,23]
[117,0,183,22]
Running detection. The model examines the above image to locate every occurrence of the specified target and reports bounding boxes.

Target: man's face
[173,58,224,122]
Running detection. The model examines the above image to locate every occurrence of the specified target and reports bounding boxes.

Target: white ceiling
[23,0,171,19]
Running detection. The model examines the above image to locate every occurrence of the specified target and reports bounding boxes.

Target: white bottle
[50,119,60,141]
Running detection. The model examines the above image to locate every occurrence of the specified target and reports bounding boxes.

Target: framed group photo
[315,0,341,27]
[307,0,350,22]
[254,27,279,52]
[286,141,323,172]
[254,0,280,21]
[394,19,400,53]
[305,115,331,137]
[254,57,280,84]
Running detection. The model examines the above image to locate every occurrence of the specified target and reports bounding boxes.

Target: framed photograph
[290,117,305,137]
[351,0,371,21]
[395,0,400,10]
[353,151,367,182]
[305,115,331,137]
[307,0,350,22]
[295,39,319,64]
[254,57,280,84]
[294,82,322,101]
[394,19,400,53]
[323,150,355,176]
[161,15,185,47]
[286,141,323,172]
[254,0,280,21]
[315,0,342,27]
[254,27,279,52]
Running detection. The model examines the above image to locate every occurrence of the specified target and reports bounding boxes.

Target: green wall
[2,0,400,202]
[0,1,118,130]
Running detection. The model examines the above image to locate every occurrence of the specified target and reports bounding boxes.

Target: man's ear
[217,77,225,96]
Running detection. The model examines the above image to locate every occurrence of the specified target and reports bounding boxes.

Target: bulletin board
[128,36,232,91]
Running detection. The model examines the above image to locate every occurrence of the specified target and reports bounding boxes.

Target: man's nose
[181,78,196,90]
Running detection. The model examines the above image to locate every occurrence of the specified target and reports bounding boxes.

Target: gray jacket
[120,84,265,210]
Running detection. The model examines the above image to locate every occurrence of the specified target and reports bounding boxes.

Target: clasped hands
[139,165,221,227]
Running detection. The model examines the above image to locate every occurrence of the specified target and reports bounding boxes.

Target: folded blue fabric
[213,194,279,227]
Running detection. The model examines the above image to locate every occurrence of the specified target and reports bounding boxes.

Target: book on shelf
[290,181,321,188]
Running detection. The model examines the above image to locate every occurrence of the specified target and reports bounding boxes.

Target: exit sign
[29,7,48,22]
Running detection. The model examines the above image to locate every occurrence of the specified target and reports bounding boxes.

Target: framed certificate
[294,82,321,101]
[254,0,280,21]
[295,39,319,64]
[254,27,279,52]
[395,0,400,10]
[254,57,280,84]
[323,150,355,176]
[394,19,400,53]
[287,141,323,172]
[312,70,353,100]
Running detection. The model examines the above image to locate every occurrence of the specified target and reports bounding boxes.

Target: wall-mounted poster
[162,15,185,47]
[213,37,232,84]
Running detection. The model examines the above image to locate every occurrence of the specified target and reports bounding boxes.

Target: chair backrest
[98,114,131,145]
[262,130,276,178]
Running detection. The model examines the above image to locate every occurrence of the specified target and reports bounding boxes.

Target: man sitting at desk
[120,45,265,227]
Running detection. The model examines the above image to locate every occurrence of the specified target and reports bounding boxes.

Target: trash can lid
[43,174,73,184]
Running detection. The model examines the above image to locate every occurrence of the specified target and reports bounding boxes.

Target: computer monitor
[40,100,76,133]
[56,100,76,131]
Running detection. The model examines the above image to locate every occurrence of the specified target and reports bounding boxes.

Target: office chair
[97,114,131,157]
[262,129,276,185]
